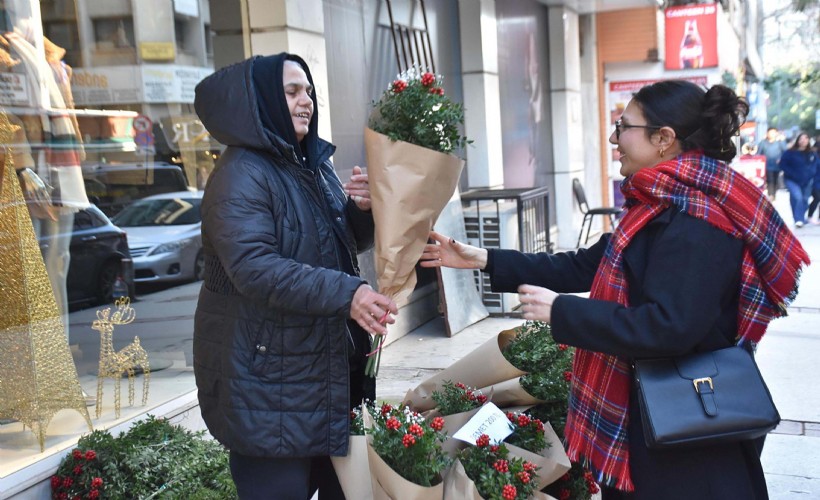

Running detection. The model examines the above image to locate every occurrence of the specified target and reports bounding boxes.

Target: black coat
[488,208,768,499]
[192,57,374,458]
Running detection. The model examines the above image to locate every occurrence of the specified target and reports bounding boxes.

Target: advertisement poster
[664,3,718,70]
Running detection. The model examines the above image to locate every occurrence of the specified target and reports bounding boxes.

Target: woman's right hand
[419,231,488,270]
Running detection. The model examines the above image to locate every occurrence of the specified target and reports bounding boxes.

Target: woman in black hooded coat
[193,53,398,499]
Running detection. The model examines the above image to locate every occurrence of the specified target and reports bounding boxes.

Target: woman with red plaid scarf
[421,80,810,499]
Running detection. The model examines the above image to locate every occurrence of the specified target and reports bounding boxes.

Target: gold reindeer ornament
[93,297,150,418]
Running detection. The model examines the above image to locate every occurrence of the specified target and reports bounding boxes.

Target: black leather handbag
[633,345,780,449]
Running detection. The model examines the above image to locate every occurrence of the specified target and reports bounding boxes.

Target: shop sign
[0,72,29,105]
[664,3,719,70]
[140,42,176,61]
[69,65,212,106]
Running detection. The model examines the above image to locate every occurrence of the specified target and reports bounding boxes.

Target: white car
[112,190,204,283]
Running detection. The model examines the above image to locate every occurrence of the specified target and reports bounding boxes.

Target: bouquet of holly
[430,381,490,457]
[365,402,452,498]
[448,434,542,500]
[364,68,468,377]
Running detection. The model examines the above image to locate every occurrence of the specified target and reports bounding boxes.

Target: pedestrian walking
[757,127,787,199]
[780,132,818,228]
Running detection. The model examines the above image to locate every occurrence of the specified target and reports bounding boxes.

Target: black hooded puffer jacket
[192,54,374,457]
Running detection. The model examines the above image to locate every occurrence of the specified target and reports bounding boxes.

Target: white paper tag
[452,402,514,445]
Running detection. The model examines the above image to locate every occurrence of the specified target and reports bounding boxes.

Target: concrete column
[458,0,504,189]
[207,0,332,141]
[547,6,585,249]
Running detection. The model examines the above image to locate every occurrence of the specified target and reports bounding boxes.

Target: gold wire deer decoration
[93,297,150,418]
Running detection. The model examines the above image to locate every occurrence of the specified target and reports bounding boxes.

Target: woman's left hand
[518,284,559,323]
[344,165,371,211]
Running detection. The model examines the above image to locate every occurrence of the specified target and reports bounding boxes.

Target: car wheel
[97,260,120,304]
[194,249,205,281]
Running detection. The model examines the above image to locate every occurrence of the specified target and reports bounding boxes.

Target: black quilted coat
[192,55,374,457]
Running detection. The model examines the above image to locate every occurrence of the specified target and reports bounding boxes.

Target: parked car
[112,191,204,284]
[82,162,190,217]
[37,205,135,308]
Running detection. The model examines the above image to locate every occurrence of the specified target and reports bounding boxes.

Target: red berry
[558,344,569,351]
[523,461,537,472]
[476,394,488,405]
[517,471,531,484]
[490,445,500,453]
[560,489,571,500]
[380,403,393,416]
[50,476,61,489]
[72,449,82,460]
[91,477,103,488]
[402,434,416,447]
[409,423,424,436]
[430,417,445,431]
[476,434,490,447]
[85,450,96,461]
[563,371,572,381]
[517,414,530,427]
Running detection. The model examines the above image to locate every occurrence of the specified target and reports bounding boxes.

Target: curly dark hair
[632,80,749,162]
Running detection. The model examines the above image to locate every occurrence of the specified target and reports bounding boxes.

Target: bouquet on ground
[405,329,526,410]
[364,68,469,377]
[446,434,548,500]
[501,411,570,489]
[332,403,385,499]
[365,402,452,498]
[430,381,491,457]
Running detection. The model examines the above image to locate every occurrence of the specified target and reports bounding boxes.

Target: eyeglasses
[614,119,661,140]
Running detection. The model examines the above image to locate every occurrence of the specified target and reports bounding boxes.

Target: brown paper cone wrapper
[481,377,544,408]
[331,435,374,499]
[506,422,571,490]
[443,460,484,500]
[365,438,445,499]
[364,128,464,306]
[404,329,525,411]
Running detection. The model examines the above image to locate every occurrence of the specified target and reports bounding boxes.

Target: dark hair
[767,127,777,132]
[632,80,749,162]
[790,132,811,151]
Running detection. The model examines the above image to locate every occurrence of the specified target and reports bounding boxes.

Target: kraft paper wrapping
[404,329,526,411]
[364,128,464,306]
[422,407,483,458]
[331,435,375,500]
[480,377,544,408]
[363,408,446,499]
[505,421,571,490]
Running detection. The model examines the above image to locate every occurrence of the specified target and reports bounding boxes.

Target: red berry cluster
[502,484,517,500]
[523,461,537,473]
[391,80,407,93]
[402,433,416,447]
[429,87,445,95]
[562,371,572,381]
[430,416,445,431]
[380,403,393,417]
[408,423,424,437]
[385,417,401,431]
[421,72,436,86]
[51,449,103,500]
[558,344,569,351]
[584,471,601,494]
[493,459,509,473]
[476,434,491,447]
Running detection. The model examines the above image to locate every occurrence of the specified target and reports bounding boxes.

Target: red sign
[664,3,718,70]
[733,155,766,191]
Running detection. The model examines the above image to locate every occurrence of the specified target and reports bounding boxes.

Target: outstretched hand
[350,284,398,336]
[518,284,559,323]
[344,166,371,211]
[419,231,488,270]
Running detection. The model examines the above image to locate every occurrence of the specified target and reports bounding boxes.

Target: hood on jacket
[194,53,321,169]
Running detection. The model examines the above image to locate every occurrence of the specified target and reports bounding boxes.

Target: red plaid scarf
[564,153,810,491]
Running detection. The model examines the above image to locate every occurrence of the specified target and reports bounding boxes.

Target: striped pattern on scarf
[563,153,810,491]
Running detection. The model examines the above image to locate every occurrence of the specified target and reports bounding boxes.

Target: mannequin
[1,27,89,347]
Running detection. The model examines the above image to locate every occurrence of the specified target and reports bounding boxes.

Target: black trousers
[229,452,345,500]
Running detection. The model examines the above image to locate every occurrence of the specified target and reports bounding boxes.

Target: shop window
[93,17,134,49]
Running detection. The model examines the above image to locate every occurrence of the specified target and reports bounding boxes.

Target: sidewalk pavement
[376,194,820,499]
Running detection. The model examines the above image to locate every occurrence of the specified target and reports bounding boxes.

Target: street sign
[133,114,153,133]
[134,131,154,147]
